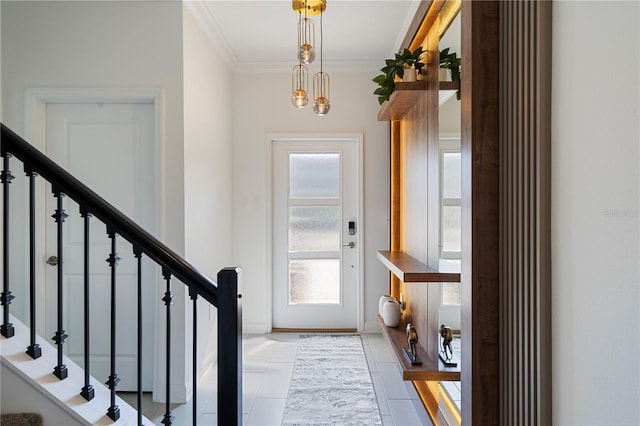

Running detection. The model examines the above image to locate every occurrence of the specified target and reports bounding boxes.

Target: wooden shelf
[377,80,460,121]
[377,81,428,121]
[377,250,460,283]
[439,81,458,91]
[377,316,460,381]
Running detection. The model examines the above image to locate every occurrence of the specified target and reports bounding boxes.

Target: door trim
[266,133,364,333]
[24,87,165,395]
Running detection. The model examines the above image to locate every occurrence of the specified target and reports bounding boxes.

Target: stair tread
[1,311,151,425]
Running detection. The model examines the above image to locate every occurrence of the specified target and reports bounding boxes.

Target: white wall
[1,0,192,401]
[182,4,234,389]
[232,72,390,333]
[552,2,640,424]
[1,0,185,251]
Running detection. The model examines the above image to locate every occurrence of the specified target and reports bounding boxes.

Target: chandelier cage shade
[313,71,330,115]
[297,16,316,64]
[291,63,309,108]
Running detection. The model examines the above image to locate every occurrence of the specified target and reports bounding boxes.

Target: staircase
[1,123,242,425]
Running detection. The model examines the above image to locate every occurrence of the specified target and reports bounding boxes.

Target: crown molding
[185,0,238,69]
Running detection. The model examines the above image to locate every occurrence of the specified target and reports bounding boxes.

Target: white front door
[272,137,361,329]
[44,102,156,391]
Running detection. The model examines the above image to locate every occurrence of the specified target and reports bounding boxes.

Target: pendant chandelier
[291,0,330,115]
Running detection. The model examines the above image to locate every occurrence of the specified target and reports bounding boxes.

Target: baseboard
[243,322,268,334]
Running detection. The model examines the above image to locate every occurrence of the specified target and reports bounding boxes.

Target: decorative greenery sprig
[372,47,426,105]
[439,47,461,100]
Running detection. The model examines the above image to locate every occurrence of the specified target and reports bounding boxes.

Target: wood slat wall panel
[499,1,552,425]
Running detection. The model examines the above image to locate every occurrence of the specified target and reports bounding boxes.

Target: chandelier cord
[303,2,308,46]
[297,10,302,84]
[320,8,324,93]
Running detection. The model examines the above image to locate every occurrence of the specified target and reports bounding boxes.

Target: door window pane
[289,259,340,304]
[289,206,340,252]
[290,153,340,199]
[442,205,461,252]
[443,152,461,198]
[443,283,462,305]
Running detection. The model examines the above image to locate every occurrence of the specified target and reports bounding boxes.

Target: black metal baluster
[80,206,94,400]
[133,246,144,426]
[106,226,121,421]
[189,288,198,426]
[161,268,174,426]
[25,167,41,358]
[1,153,15,339]
[51,189,68,380]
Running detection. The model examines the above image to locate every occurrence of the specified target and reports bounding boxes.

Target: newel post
[217,267,243,426]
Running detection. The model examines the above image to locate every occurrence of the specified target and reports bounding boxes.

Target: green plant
[372,47,426,105]
[439,47,461,100]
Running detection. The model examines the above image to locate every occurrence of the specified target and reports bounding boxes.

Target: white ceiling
[187,0,424,73]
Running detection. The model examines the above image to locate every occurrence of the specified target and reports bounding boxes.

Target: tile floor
[120,333,433,425]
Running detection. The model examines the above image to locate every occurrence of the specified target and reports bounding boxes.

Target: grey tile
[256,362,294,399]
[244,397,286,426]
[197,413,218,425]
[378,362,411,400]
[382,415,396,425]
[388,399,430,426]
[363,342,379,373]
[243,372,264,414]
[369,336,396,363]
[371,372,391,416]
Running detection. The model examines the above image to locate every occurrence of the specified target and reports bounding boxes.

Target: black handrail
[1,123,217,306]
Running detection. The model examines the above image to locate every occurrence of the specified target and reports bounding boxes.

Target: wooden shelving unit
[377,316,460,381]
[377,250,460,283]
[377,81,460,121]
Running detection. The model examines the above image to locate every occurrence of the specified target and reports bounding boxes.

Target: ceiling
[187,0,424,74]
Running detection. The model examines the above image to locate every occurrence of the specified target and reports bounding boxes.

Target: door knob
[342,241,356,249]
[46,256,59,266]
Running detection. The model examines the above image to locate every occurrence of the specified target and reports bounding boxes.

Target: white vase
[382,300,402,327]
[378,295,395,317]
[402,67,417,82]
[439,67,450,81]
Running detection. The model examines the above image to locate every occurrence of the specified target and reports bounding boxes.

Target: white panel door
[44,102,156,391]
[272,138,360,329]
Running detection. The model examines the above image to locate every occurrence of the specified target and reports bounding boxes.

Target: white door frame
[24,87,165,395]
[266,133,364,332]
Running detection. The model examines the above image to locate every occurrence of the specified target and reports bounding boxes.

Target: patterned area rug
[282,335,382,425]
